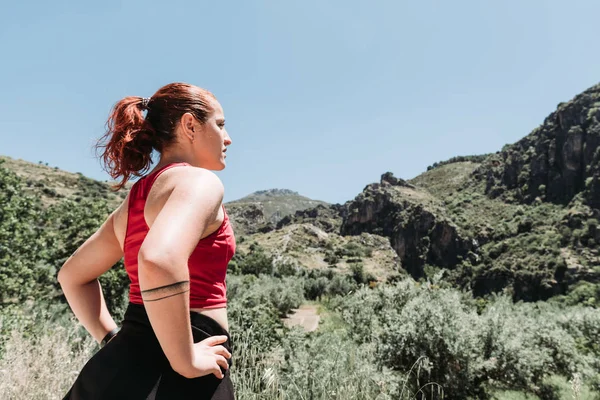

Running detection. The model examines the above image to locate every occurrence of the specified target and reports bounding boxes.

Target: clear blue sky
[1,1,599,204]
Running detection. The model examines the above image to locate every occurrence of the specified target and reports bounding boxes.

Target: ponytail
[95,97,156,191]
[95,83,217,191]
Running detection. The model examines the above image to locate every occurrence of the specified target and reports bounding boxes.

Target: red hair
[96,83,216,190]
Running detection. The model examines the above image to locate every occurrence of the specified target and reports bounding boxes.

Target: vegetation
[227,188,329,225]
[409,160,600,305]
[426,154,493,171]
[2,94,600,400]
[333,277,600,398]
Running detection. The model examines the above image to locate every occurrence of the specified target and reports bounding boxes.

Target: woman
[58,82,236,399]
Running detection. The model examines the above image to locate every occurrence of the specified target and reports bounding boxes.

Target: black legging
[63,303,235,400]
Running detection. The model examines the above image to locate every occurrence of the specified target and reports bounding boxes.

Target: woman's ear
[180,113,196,140]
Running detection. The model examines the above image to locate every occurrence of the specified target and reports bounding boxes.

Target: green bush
[350,262,368,284]
[304,276,330,300]
[336,242,372,258]
[0,165,52,304]
[336,279,600,398]
[272,257,301,277]
[232,245,274,276]
[323,249,340,265]
[227,274,304,318]
[553,282,600,308]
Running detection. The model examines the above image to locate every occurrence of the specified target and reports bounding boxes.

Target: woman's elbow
[138,250,180,273]
[57,262,92,287]
[57,264,69,286]
[57,264,81,288]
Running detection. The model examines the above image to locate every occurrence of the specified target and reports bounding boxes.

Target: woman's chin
[215,160,227,171]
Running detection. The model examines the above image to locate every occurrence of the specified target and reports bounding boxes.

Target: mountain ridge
[2,82,599,304]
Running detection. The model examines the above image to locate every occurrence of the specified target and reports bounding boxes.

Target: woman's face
[192,98,232,170]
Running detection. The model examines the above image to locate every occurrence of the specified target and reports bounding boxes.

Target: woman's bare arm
[138,167,225,378]
[57,210,123,343]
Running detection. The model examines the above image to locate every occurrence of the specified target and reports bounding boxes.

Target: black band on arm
[144,289,190,302]
[141,281,190,302]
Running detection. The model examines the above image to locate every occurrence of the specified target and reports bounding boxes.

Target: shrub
[0,165,52,304]
[238,245,274,276]
[326,274,357,297]
[304,276,329,301]
[336,279,600,398]
[323,250,339,265]
[227,274,304,318]
[350,262,367,284]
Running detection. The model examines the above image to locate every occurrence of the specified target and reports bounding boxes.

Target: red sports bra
[123,162,235,309]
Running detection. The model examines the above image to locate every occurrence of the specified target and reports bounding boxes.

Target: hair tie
[140,97,150,109]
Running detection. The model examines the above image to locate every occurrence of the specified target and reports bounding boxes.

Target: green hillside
[2,82,600,398]
[0,155,128,209]
[227,188,329,226]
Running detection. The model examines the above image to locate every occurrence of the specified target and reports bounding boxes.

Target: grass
[0,306,442,400]
[490,374,598,400]
[1,298,597,399]
[0,319,96,399]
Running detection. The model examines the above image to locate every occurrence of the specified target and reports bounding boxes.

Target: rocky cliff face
[5,83,599,305]
[474,84,600,210]
[224,203,273,235]
[341,172,474,279]
[276,203,346,233]
[227,188,329,225]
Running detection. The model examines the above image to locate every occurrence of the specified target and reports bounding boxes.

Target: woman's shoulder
[146,165,224,214]
[158,165,224,192]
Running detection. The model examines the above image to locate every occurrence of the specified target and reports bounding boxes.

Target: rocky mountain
[237,84,600,303]
[276,203,346,233]
[223,203,272,236]
[473,84,600,209]
[341,172,474,279]
[330,84,600,302]
[3,83,599,305]
[225,189,329,234]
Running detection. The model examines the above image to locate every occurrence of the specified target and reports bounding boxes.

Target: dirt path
[282,304,320,332]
